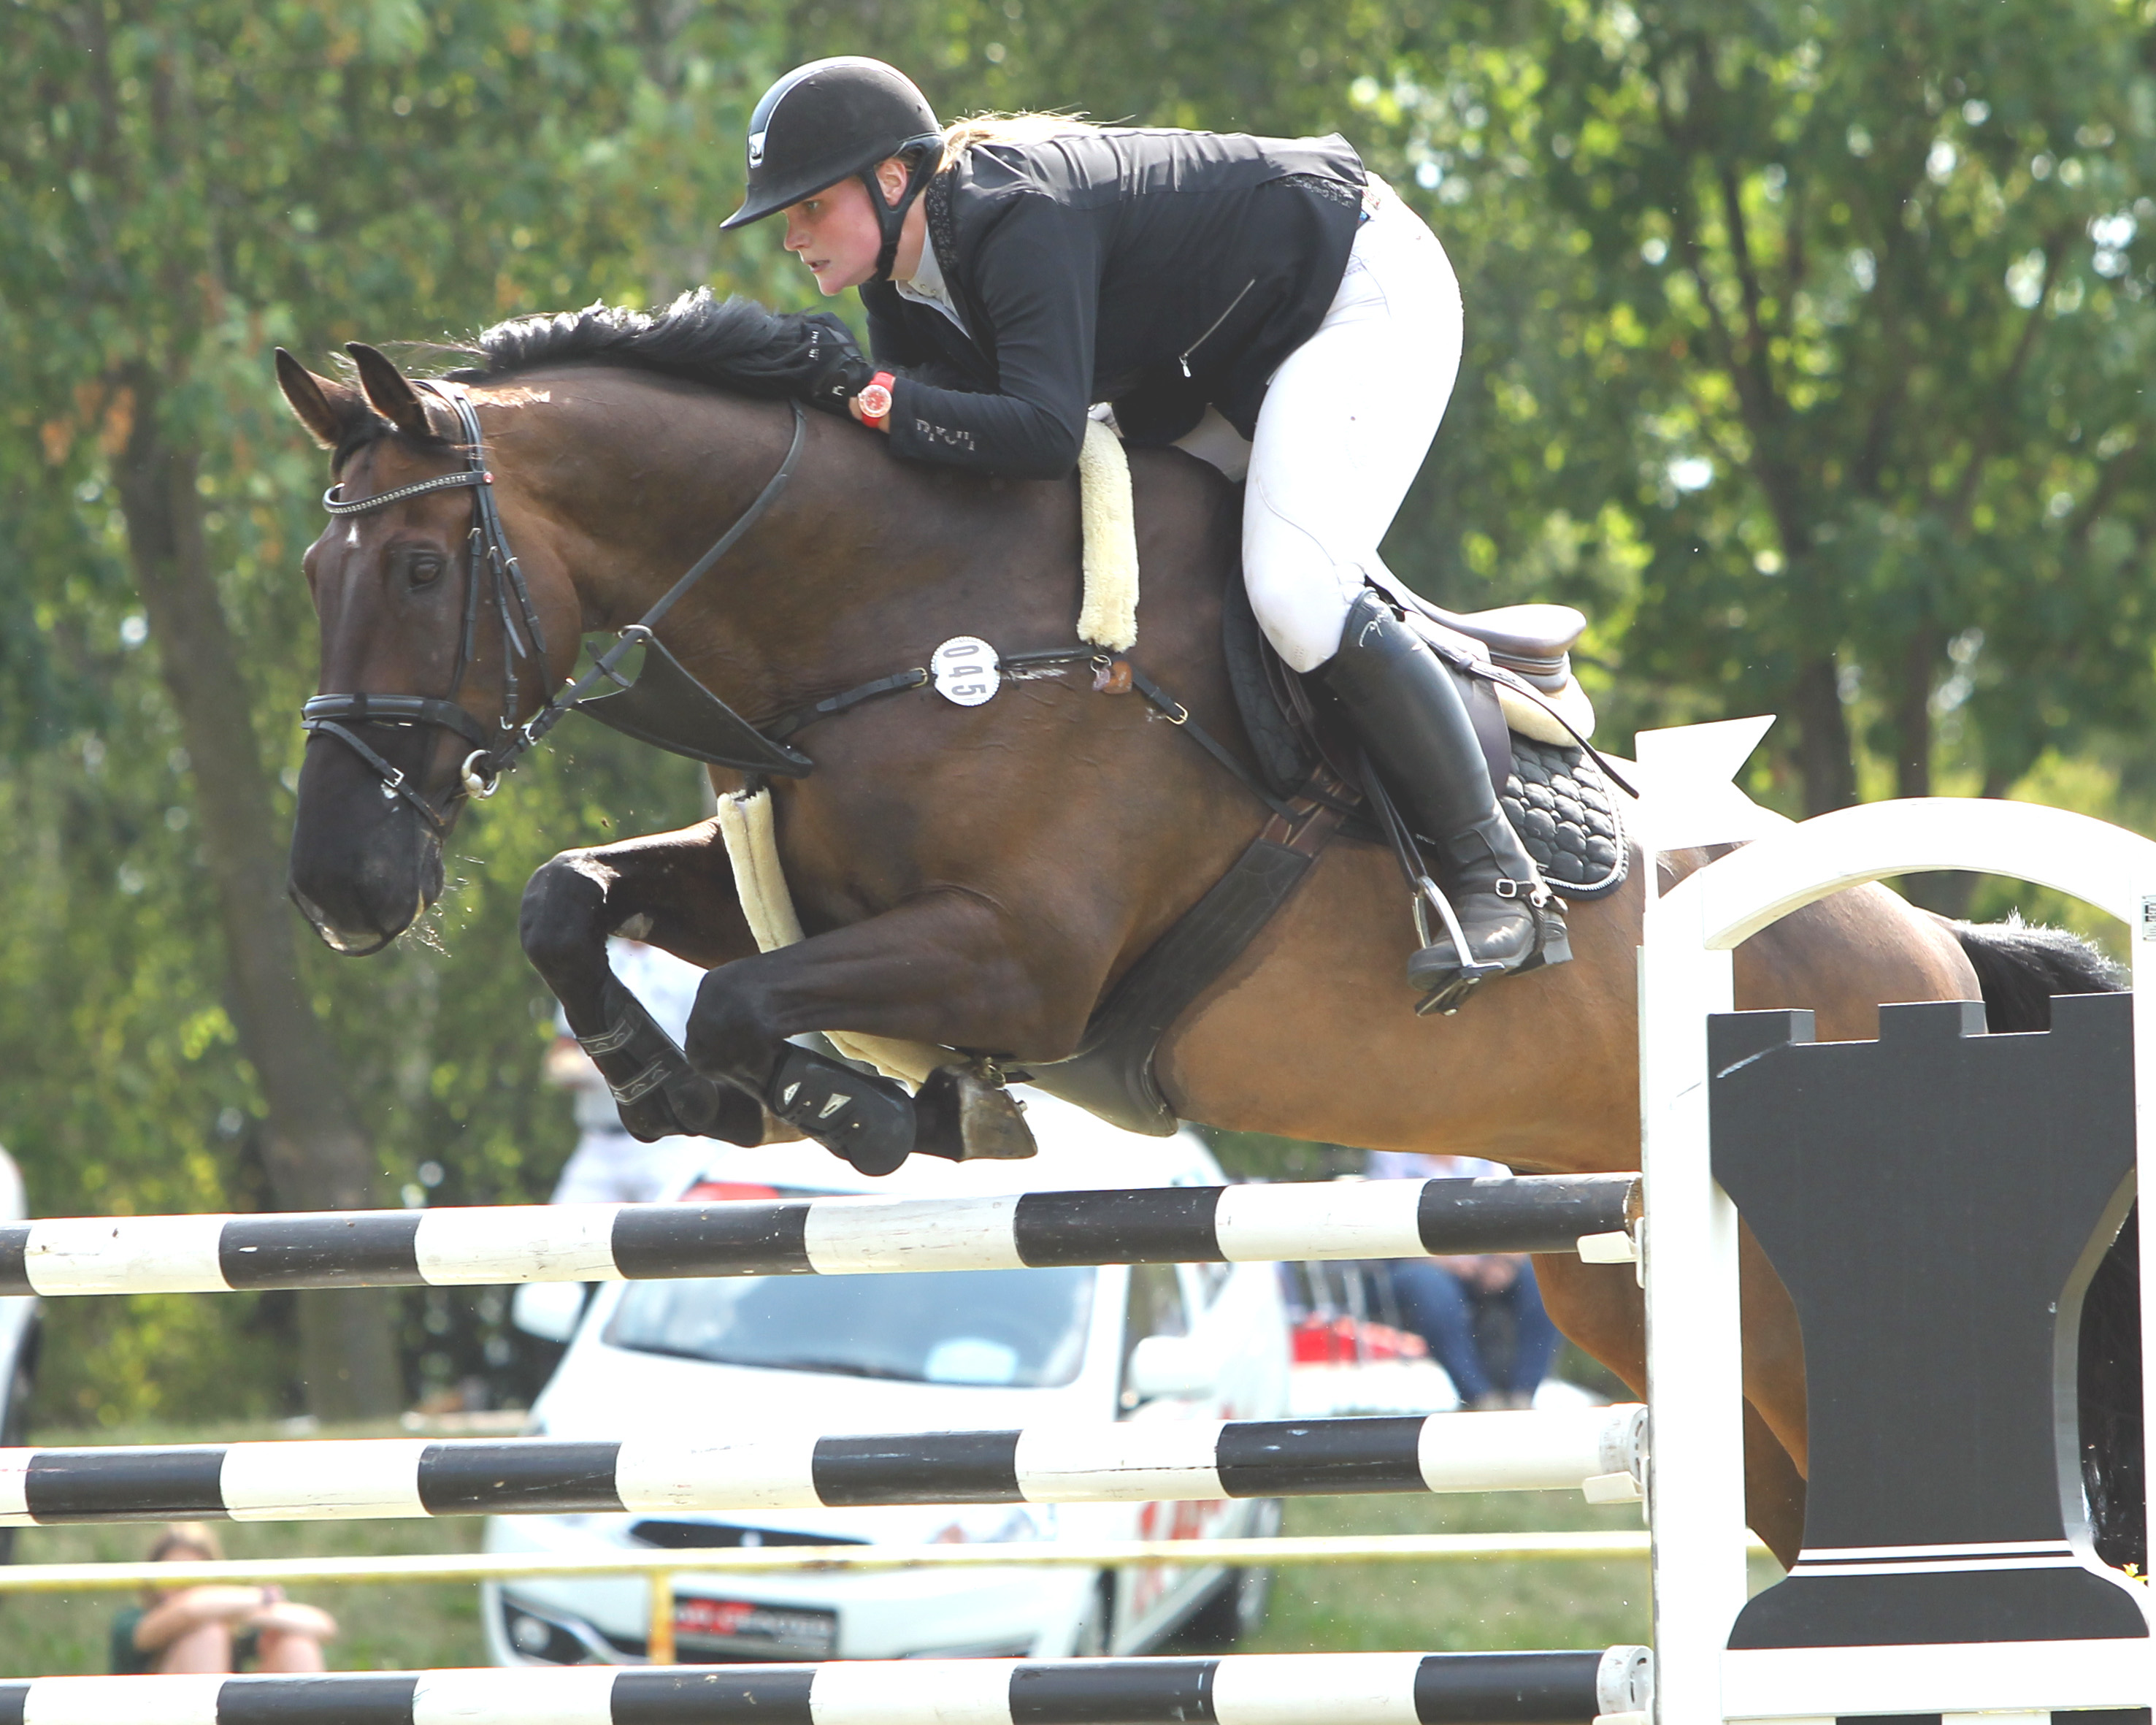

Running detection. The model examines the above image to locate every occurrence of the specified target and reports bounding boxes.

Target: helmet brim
[720,169,855,231]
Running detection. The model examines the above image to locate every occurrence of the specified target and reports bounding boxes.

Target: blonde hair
[150,1521,223,1563]
[938,111,1094,160]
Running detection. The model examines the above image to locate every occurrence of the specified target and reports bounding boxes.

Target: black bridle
[302,384,810,833]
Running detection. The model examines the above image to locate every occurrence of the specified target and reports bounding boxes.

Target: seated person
[1369,1150,1561,1410]
[110,1523,337,1675]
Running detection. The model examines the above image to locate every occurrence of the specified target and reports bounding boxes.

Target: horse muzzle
[288,736,450,955]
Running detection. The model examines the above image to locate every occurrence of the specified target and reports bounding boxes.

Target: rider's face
[783,177,884,294]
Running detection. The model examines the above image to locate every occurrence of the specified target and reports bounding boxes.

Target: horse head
[275,343,583,954]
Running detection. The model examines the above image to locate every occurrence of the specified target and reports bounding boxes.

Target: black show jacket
[861,128,1366,480]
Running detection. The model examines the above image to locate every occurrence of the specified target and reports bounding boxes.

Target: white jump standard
[0,1405,1648,1525]
[1638,791,2156,1722]
[0,1174,1637,1296]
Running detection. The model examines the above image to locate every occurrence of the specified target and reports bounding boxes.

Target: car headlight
[929,1504,1056,1544]
[498,1598,597,1665]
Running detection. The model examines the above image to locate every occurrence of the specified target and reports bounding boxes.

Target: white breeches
[1182,194,1463,673]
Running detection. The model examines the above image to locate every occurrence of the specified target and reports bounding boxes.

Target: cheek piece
[864,136,945,281]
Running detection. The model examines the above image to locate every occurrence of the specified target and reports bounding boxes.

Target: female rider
[722,56,1561,1003]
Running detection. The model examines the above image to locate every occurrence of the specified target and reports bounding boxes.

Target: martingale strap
[759,644,1311,822]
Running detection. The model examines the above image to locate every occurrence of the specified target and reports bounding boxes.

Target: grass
[0,1518,488,1677]
[1243,1491,1780,1656]
[0,1419,1782,1675]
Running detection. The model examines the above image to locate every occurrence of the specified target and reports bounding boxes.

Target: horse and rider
[269,60,2144,1576]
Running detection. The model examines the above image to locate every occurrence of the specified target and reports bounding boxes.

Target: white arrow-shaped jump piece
[1622,714,1786,854]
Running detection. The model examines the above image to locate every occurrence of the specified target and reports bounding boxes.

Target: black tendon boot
[578,976,755,1144]
[765,1043,917,1177]
[1319,591,1566,998]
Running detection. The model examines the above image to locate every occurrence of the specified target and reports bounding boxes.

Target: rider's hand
[797,313,875,417]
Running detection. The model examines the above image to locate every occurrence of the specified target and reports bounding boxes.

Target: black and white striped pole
[0,1648,1655,1725]
[0,1406,1647,1526]
[0,1176,1638,1297]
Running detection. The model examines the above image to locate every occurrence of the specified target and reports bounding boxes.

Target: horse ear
[345,342,432,442]
[275,348,369,451]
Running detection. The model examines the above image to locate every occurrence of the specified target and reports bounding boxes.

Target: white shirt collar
[894,237,967,333]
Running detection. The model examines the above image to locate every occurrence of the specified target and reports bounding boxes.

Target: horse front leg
[685,890,1054,1177]
[520,820,770,1147]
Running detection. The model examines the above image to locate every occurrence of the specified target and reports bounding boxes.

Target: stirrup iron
[1410,876,1508,1016]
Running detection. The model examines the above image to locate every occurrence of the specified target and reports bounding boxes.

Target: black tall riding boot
[1319,591,1560,997]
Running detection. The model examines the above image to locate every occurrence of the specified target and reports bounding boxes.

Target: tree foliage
[3,0,2155,1422]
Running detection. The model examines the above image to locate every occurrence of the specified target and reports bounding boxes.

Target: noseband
[302,385,809,834]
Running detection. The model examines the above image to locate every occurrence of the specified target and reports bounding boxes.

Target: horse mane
[441,289,835,397]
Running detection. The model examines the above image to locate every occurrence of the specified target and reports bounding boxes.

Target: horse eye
[403,552,444,589]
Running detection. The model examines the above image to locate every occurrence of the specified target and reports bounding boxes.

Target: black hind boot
[1319,592,1563,1000]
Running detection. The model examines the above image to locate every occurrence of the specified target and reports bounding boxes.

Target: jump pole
[0,1175,1638,1297]
[0,1404,1647,1525]
[0,1650,1659,1725]
[1636,775,2156,1721]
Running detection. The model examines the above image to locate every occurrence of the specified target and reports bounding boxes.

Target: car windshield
[605,1266,1097,1388]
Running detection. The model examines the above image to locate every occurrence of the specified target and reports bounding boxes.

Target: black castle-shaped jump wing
[1708,993,2145,1650]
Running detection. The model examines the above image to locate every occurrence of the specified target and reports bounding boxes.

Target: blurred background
[5,0,2156,1437]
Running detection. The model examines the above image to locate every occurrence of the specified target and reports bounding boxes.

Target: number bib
[930,636,1001,708]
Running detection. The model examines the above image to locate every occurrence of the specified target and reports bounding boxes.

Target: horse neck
[501,372,1080,717]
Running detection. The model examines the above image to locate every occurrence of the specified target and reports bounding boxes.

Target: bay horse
[272,294,2139,1574]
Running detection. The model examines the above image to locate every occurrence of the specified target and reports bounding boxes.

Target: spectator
[1368,1150,1561,1410]
[542,937,707,1204]
[110,1523,337,1674]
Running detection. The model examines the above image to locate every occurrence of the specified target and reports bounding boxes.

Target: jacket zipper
[1178,279,1257,377]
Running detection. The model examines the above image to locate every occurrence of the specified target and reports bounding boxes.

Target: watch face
[858,382,894,420]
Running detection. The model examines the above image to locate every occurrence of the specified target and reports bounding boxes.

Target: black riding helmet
[721,57,943,281]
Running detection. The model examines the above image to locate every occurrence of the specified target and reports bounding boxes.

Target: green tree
[5,0,2156,1427]
[0,0,781,1420]
[1362,0,2156,822]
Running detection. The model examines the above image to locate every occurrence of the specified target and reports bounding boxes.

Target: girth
[1018,764,1352,1135]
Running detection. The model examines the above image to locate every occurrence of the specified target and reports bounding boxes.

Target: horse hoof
[915,1063,1039,1162]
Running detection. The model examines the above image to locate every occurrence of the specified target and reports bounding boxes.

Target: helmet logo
[748,131,767,169]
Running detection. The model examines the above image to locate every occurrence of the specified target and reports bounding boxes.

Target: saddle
[1223,577,1628,902]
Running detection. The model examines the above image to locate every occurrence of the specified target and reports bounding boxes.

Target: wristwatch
[855,371,896,427]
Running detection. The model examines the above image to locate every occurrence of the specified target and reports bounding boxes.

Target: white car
[483,1092,1291,1667]
[0,1145,41,1559]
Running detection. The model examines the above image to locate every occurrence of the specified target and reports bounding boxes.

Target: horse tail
[1952,913,2125,1031]
[1952,914,2142,1575]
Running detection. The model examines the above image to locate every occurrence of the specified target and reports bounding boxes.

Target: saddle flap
[576,635,813,778]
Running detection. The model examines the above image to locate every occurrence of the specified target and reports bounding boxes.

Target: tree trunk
[113,379,402,1421]
[1892,627,1936,801]
[1790,654,1859,816]
[1894,627,1963,915]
